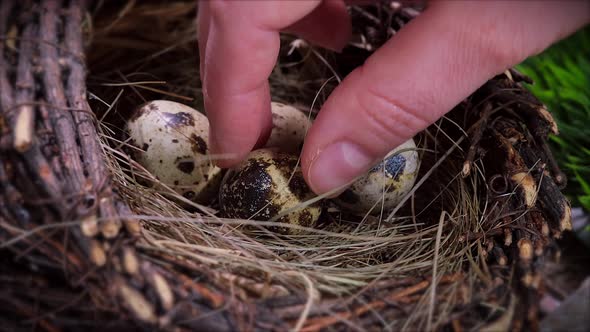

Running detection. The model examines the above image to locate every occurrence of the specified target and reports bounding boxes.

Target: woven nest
[0,1,573,331]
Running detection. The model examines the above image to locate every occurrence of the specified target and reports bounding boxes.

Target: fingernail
[308,141,374,195]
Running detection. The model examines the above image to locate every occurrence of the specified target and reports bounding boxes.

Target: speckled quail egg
[125,100,223,205]
[219,148,322,235]
[264,101,312,154]
[333,139,420,215]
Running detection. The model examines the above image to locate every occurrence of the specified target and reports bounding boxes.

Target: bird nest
[0,1,573,331]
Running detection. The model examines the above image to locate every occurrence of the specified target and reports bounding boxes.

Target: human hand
[197,0,589,196]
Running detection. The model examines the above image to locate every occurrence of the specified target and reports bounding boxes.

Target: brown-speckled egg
[219,148,321,235]
[264,102,312,154]
[125,100,222,204]
[333,139,420,215]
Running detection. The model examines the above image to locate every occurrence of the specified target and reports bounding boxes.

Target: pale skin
[197,0,590,196]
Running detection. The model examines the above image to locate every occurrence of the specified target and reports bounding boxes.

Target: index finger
[198,1,324,168]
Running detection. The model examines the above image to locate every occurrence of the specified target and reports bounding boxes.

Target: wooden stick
[0,2,15,109]
[13,6,35,153]
[40,0,86,194]
[463,103,493,177]
[13,9,35,153]
[65,0,106,187]
[14,12,63,202]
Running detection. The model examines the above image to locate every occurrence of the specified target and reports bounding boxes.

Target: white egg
[264,101,312,154]
[125,100,222,205]
[219,148,322,235]
[333,139,420,215]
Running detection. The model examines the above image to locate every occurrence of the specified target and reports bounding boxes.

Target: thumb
[301,0,590,195]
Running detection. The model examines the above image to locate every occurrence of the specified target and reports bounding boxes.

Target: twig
[13,8,36,153]
[65,0,106,187]
[14,12,63,202]
[0,1,15,108]
[508,68,533,84]
[40,0,86,194]
[462,103,493,177]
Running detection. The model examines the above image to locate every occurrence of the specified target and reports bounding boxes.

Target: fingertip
[206,92,272,169]
[254,108,273,150]
[207,132,240,169]
[301,143,319,194]
[208,129,258,169]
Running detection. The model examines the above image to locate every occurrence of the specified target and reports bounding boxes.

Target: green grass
[516,26,590,213]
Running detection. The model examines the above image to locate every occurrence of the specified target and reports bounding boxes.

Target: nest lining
[91,0,474,288]
[0,1,572,331]
[86,1,517,328]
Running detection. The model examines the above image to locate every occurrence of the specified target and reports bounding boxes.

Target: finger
[284,0,351,52]
[196,2,210,81]
[199,1,326,168]
[301,0,590,195]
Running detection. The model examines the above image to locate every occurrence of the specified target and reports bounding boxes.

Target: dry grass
[84,1,497,330]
